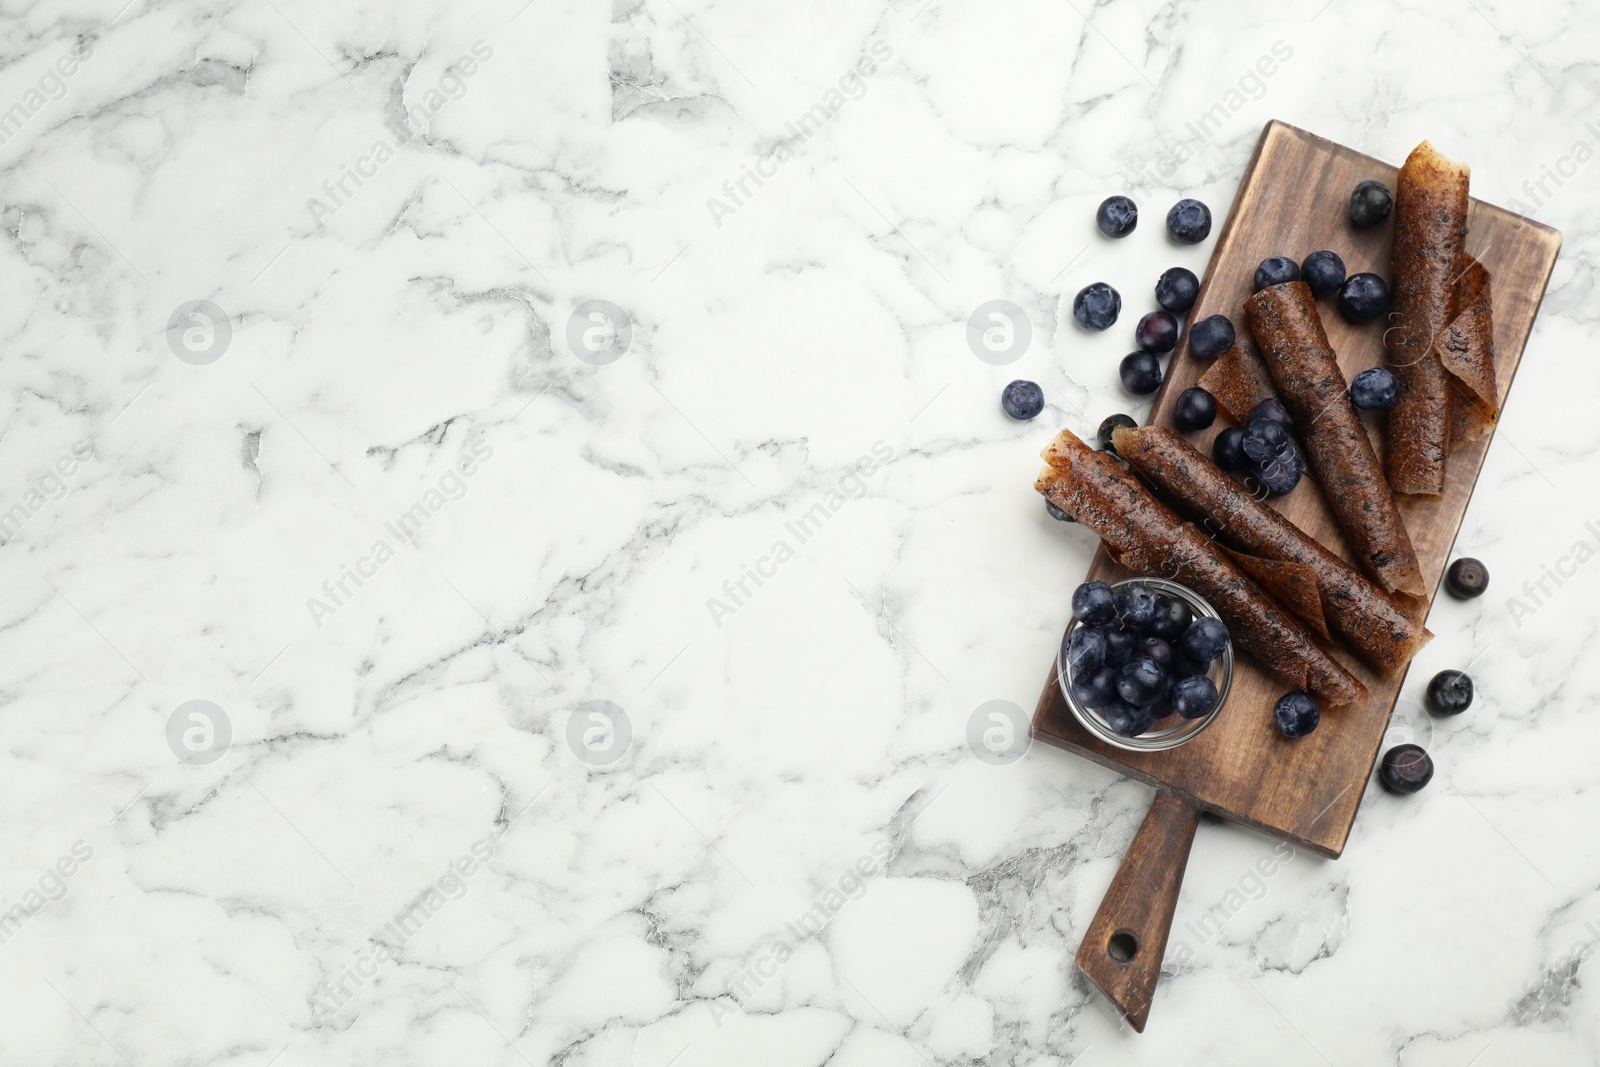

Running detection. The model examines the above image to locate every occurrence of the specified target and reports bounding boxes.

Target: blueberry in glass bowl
[1057,577,1234,752]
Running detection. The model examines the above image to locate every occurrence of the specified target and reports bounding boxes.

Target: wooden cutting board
[1030,120,1561,1031]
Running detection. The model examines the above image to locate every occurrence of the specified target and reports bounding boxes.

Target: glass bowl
[1056,577,1234,752]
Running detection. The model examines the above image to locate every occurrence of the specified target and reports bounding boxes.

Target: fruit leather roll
[1197,340,1278,424]
[1386,140,1471,496]
[1036,429,1366,708]
[1442,256,1499,448]
[1112,425,1432,677]
[1244,281,1427,599]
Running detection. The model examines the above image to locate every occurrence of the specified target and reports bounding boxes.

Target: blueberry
[1046,500,1076,523]
[1071,581,1118,627]
[1338,272,1390,323]
[1065,627,1108,674]
[1103,699,1155,737]
[1103,626,1138,667]
[1240,418,1291,464]
[1445,558,1489,599]
[1074,283,1122,331]
[1135,311,1179,354]
[1427,670,1474,716]
[1001,379,1045,420]
[1253,256,1301,292]
[1172,674,1219,719]
[1379,744,1433,793]
[1119,352,1163,396]
[1117,656,1169,707]
[1139,636,1174,671]
[1301,250,1346,298]
[1249,397,1293,432]
[1189,314,1235,359]
[1155,267,1200,314]
[1115,583,1159,632]
[1179,616,1230,664]
[1348,367,1399,411]
[1097,195,1138,238]
[1212,427,1249,472]
[1069,672,1106,710]
[1097,413,1137,453]
[1350,180,1394,228]
[1248,449,1304,497]
[1148,596,1192,641]
[1242,420,1303,496]
[1083,665,1120,707]
[1173,387,1216,432]
[1273,691,1320,738]
[1167,198,1212,244]
[1171,650,1210,678]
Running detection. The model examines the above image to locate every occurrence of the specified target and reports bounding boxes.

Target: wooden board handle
[1074,788,1201,1033]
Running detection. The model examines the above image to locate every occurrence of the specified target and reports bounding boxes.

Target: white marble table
[3,0,1597,1063]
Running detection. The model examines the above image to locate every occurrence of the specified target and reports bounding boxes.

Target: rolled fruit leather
[1386,140,1470,496]
[1111,425,1431,678]
[1245,280,1426,599]
[1037,428,1366,708]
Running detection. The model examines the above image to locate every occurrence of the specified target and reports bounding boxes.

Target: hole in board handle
[1108,930,1139,962]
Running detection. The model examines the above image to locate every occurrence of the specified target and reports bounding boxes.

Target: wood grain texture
[1074,790,1201,1033]
[1032,120,1561,857]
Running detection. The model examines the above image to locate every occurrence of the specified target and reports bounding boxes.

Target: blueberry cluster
[1064,580,1229,737]
[1211,398,1304,497]
[1377,666,1476,793]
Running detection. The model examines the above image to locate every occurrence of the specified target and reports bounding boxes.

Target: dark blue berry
[1426,670,1473,716]
[1135,311,1179,354]
[1253,256,1301,291]
[1250,449,1304,496]
[1097,195,1138,238]
[1116,656,1169,707]
[1071,581,1117,627]
[1349,367,1399,410]
[1097,413,1137,453]
[1065,627,1107,674]
[1083,665,1120,707]
[1189,314,1234,359]
[1179,616,1230,664]
[1115,583,1159,632]
[1001,379,1044,420]
[1046,500,1076,523]
[1172,674,1219,720]
[1167,199,1212,243]
[1155,267,1200,314]
[1380,744,1433,793]
[1074,283,1122,331]
[1119,352,1163,396]
[1139,636,1173,670]
[1212,427,1248,472]
[1249,397,1293,431]
[1173,387,1216,432]
[1148,596,1192,641]
[1103,626,1138,667]
[1301,250,1346,297]
[1274,691,1321,738]
[1445,558,1489,599]
[1338,272,1389,322]
[1350,181,1393,228]
[1103,699,1155,737]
